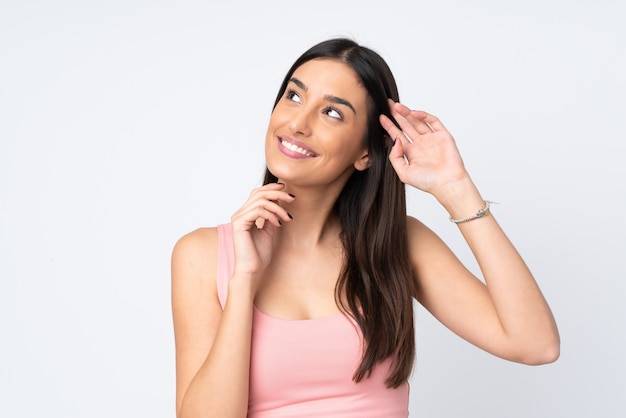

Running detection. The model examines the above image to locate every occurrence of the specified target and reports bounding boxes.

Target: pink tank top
[216,223,409,417]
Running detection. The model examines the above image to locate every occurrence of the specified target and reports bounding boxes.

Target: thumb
[388,135,407,178]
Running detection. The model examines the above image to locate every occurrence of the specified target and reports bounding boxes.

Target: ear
[353,150,370,171]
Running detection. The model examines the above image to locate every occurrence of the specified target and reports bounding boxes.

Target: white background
[1,0,625,417]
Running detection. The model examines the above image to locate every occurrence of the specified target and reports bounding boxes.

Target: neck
[273,182,344,249]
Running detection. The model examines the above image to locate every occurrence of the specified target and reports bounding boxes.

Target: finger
[389,100,433,135]
[379,113,403,140]
[381,112,421,145]
[248,188,296,204]
[387,136,408,183]
[254,207,284,228]
[234,196,293,228]
[237,204,287,229]
[253,199,292,224]
[409,110,448,132]
[248,182,283,198]
[388,100,430,137]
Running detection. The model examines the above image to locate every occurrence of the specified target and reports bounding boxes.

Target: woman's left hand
[380,100,470,198]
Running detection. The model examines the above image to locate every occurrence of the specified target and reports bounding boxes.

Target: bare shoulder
[172,227,218,270]
[171,226,221,323]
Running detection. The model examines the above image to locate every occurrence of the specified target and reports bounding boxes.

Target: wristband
[449,200,496,224]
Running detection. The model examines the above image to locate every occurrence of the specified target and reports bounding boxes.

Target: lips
[278,136,318,158]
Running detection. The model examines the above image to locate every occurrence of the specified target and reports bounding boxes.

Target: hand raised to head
[380,100,470,198]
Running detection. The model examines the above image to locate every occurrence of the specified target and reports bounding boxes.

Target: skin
[171,59,560,418]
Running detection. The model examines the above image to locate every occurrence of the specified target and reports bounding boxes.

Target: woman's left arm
[381,101,560,364]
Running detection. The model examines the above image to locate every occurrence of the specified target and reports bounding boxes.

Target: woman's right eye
[286,90,302,103]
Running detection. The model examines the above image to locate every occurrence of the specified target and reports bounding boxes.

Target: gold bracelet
[449,200,496,224]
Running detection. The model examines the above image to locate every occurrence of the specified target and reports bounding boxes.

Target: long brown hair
[263,38,415,388]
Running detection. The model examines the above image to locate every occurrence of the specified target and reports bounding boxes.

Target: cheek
[266,107,289,133]
[327,136,367,165]
[265,110,283,139]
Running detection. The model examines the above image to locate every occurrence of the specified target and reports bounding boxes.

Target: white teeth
[282,139,314,157]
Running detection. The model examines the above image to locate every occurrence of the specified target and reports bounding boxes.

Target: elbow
[517,336,560,365]
[543,337,561,364]
[544,336,561,363]
[528,342,560,365]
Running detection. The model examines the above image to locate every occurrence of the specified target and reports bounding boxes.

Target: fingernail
[288,193,296,198]
[288,213,293,219]
[279,220,283,226]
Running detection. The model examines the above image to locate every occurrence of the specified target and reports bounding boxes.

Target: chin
[265,155,296,183]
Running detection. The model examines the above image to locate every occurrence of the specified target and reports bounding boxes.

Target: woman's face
[265,58,370,189]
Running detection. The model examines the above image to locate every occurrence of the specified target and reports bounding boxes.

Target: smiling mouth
[280,138,317,157]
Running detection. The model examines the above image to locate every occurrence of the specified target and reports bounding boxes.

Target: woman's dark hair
[263,38,415,388]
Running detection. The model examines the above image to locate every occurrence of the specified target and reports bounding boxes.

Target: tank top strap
[216,223,234,310]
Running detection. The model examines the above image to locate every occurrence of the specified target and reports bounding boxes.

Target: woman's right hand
[230,183,294,289]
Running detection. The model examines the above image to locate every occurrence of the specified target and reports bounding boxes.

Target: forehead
[291,58,368,104]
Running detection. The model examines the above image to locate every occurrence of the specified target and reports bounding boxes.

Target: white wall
[1,1,624,417]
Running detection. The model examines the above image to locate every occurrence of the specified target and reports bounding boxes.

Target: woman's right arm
[172,183,294,418]
[172,228,256,418]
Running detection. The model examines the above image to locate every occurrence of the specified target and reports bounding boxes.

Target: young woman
[171,38,560,418]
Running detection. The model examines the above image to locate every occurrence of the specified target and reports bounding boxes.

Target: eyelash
[284,89,344,121]
[285,89,301,103]
[323,106,343,121]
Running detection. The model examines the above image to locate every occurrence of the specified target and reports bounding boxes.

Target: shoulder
[171,227,220,306]
[172,227,221,276]
[172,227,218,259]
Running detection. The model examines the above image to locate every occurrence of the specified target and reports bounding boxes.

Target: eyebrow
[289,77,357,115]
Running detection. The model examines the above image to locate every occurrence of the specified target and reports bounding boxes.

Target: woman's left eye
[286,89,301,103]
[325,107,343,120]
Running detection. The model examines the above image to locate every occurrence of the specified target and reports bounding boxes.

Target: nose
[289,106,312,137]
